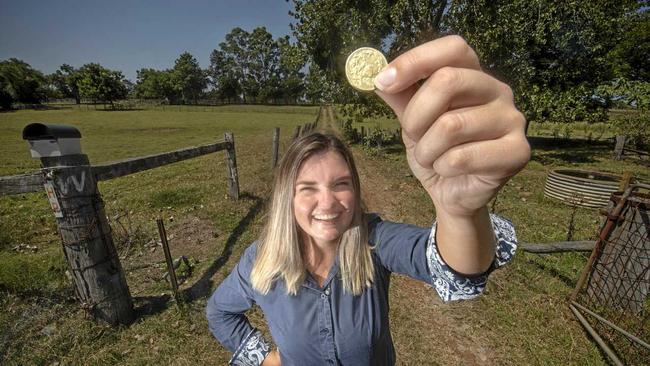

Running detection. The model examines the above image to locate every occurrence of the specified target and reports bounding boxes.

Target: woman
[206,36,530,366]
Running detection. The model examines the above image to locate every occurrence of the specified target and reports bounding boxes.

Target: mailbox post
[23,123,134,325]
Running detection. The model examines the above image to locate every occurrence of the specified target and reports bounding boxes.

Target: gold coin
[345,47,388,91]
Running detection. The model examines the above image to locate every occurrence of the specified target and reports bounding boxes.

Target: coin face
[345,47,388,91]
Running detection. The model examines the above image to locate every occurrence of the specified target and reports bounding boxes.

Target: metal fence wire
[571,184,650,365]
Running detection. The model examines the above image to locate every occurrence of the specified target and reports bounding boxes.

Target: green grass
[1,105,648,365]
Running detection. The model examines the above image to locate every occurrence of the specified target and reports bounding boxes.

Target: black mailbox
[22,123,82,158]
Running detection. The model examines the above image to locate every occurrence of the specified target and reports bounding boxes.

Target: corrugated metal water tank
[544,169,621,209]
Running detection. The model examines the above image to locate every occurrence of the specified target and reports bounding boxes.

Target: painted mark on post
[56,171,86,195]
[44,181,63,218]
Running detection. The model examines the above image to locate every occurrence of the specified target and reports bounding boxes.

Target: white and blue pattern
[230,328,271,366]
[425,214,517,302]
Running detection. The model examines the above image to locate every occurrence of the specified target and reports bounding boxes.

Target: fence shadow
[133,294,172,320]
[183,193,265,302]
[129,193,264,320]
[528,136,614,165]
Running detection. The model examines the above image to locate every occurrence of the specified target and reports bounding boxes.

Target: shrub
[613,114,650,150]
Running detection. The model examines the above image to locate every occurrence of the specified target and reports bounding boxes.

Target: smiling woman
[206,35,530,366]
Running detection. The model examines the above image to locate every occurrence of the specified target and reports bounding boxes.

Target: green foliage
[171,52,207,104]
[0,58,47,108]
[289,0,447,115]
[446,0,641,123]
[77,63,128,104]
[597,78,650,111]
[292,0,647,124]
[135,68,177,102]
[48,64,82,104]
[208,27,306,104]
[613,114,650,150]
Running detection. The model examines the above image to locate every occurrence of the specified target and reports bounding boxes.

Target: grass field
[1,105,648,365]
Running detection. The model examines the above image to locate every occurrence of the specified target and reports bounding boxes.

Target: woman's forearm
[435,206,496,276]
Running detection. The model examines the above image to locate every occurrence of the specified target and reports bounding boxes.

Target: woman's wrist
[434,206,496,275]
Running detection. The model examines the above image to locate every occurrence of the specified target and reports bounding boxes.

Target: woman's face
[293,150,355,247]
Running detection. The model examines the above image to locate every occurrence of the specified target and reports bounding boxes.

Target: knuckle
[499,82,515,102]
[448,35,469,53]
[446,148,471,171]
[414,143,432,167]
[507,109,527,131]
[401,51,422,73]
[433,66,461,89]
[437,112,465,136]
[507,137,531,172]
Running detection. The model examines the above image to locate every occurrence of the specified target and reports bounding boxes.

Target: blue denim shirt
[206,214,517,366]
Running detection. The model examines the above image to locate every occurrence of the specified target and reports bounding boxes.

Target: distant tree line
[1,0,648,126]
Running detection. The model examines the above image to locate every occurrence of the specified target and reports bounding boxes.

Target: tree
[134,68,178,103]
[50,64,82,104]
[77,63,128,104]
[445,0,641,123]
[277,36,307,104]
[0,58,47,108]
[208,49,241,103]
[209,27,286,104]
[171,52,207,104]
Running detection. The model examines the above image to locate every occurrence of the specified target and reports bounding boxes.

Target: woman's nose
[317,188,339,208]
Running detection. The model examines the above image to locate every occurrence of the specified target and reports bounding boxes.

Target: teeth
[313,213,339,220]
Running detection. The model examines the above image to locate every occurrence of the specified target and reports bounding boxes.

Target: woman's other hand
[261,349,281,366]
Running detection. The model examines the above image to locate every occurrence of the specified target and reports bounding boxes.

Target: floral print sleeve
[229,329,272,366]
[426,214,517,302]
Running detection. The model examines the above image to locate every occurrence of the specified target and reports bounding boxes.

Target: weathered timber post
[272,127,280,168]
[292,125,301,140]
[614,135,626,160]
[22,123,134,325]
[224,132,240,200]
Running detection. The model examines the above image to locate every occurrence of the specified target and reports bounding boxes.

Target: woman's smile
[293,150,355,247]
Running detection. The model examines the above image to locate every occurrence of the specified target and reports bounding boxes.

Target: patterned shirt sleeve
[229,329,272,366]
[425,213,517,302]
[205,243,273,366]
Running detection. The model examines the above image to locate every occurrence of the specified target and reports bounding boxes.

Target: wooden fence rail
[0,172,43,195]
[1,140,235,197]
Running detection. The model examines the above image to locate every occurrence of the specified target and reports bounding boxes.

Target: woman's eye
[336,181,350,187]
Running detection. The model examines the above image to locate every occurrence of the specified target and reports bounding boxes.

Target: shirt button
[321,293,327,299]
[320,328,329,334]
[324,288,330,295]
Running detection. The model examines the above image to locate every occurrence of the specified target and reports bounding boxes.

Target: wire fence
[572,185,650,365]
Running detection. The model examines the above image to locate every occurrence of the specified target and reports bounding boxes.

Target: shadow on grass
[523,253,580,289]
[183,193,265,302]
[528,136,615,166]
[133,294,172,320]
[128,193,265,321]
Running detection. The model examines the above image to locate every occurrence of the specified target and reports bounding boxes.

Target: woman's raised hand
[374,36,530,218]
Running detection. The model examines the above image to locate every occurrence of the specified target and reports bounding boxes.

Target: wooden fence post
[614,135,626,160]
[272,127,280,168]
[224,132,240,200]
[24,124,134,325]
[293,125,302,140]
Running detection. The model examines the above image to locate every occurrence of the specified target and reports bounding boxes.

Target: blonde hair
[251,133,374,296]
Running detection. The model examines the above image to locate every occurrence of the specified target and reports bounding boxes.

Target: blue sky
[0,0,294,81]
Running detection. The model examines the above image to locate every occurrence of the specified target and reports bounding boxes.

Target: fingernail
[374,67,396,91]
